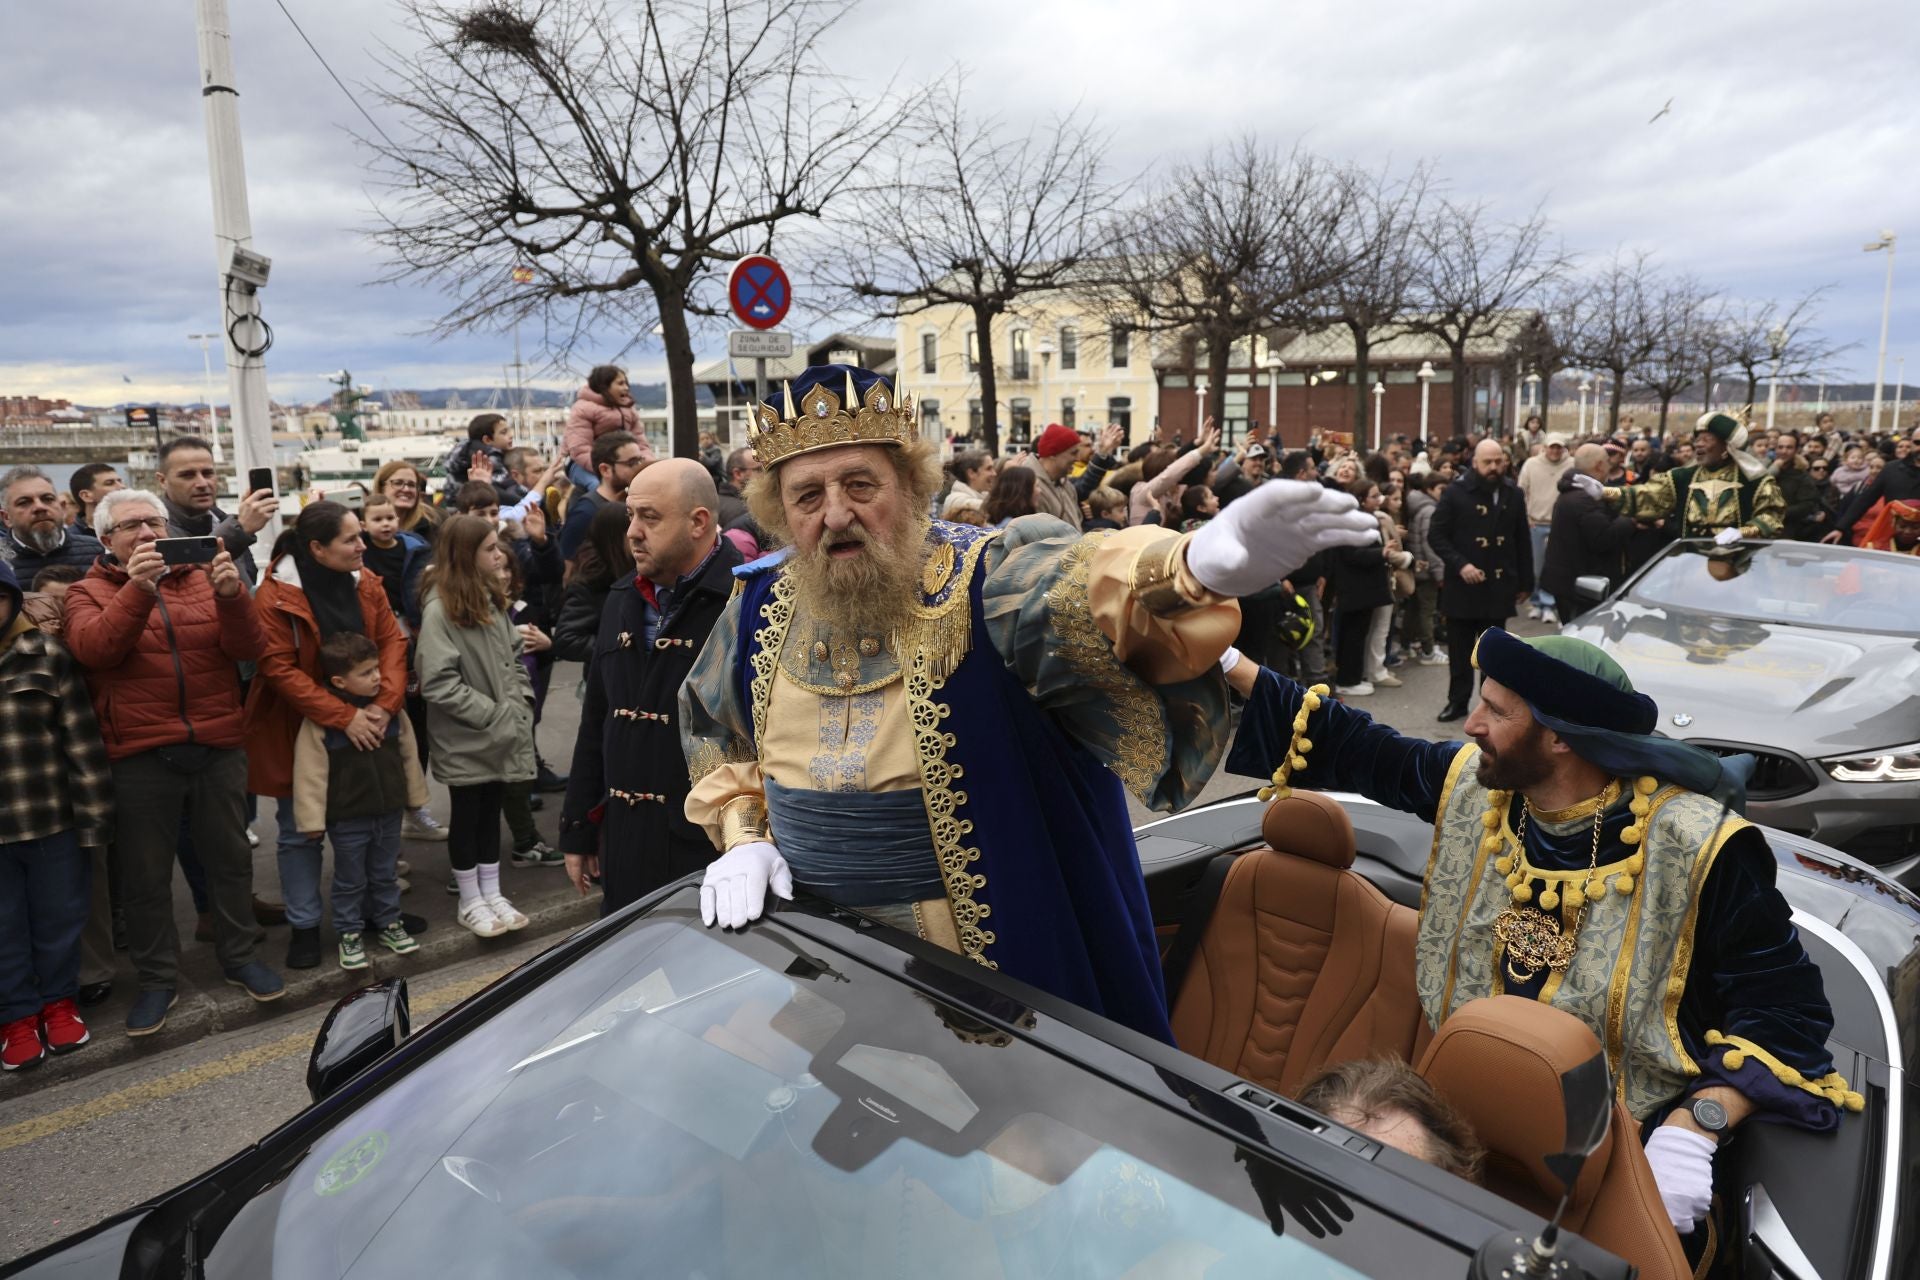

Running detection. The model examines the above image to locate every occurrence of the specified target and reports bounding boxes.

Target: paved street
[0,621,1543,1266]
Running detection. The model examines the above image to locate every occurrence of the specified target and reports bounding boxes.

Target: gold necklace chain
[1492,792,1604,985]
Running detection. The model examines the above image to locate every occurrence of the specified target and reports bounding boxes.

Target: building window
[1110,323,1131,369]
[968,399,982,437]
[920,332,937,375]
[966,331,979,373]
[1010,329,1031,381]
[1223,389,1251,444]
[1061,397,1076,430]
[1059,326,1078,371]
[1107,396,1132,435]
[1010,397,1033,442]
[919,397,941,439]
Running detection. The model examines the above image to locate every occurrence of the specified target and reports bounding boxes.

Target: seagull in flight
[1648,98,1672,124]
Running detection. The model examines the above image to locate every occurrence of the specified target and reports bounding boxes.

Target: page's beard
[784,513,929,641]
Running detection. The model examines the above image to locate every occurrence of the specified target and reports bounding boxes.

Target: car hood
[1565,602,1920,757]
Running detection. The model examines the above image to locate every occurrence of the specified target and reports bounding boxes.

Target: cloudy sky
[2,0,1915,407]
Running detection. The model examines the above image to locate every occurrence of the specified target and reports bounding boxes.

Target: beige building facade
[894,293,1164,450]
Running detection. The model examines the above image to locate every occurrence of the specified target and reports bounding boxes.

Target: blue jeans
[276,796,327,930]
[329,812,404,935]
[0,831,90,1022]
[566,461,596,491]
[1529,524,1555,608]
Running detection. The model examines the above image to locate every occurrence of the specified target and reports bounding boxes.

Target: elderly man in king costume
[1222,631,1856,1244]
[679,365,1377,1042]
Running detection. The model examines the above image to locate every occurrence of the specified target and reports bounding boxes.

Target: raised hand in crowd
[468,454,494,485]
[236,486,280,534]
[1195,419,1221,455]
[521,503,548,544]
[207,548,244,599]
[1096,422,1125,457]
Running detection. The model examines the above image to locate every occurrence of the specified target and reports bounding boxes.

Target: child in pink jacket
[564,365,654,488]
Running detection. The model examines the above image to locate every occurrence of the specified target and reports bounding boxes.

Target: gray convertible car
[1564,539,1920,884]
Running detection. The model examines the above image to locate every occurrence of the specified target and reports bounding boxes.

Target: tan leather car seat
[1417,997,1690,1280]
[1169,792,1428,1099]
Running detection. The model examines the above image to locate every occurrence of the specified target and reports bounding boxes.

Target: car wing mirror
[1574,574,1610,601]
[308,978,410,1104]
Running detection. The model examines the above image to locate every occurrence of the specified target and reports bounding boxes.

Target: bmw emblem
[1671,712,1694,728]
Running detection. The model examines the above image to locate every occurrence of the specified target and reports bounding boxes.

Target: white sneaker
[486,894,529,931]
[1336,682,1375,697]
[1372,672,1404,688]
[403,808,450,842]
[396,859,411,876]
[245,827,260,848]
[1526,604,1542,621]
[457,898,507,938]
[1418,649,1450,666]
[1540,608,1560,626]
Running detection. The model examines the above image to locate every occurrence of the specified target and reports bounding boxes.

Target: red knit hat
[1034,423,1079,458]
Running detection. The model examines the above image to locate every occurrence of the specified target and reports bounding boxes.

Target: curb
[0,893,600,1102]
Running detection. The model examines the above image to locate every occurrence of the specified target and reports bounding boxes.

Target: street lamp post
[1524,370,1541,411]
[1416,361,1434,442]
[1577,377,1592,436]
[1264,351,1284,444]
[187,332,224,463]
[1371,379,1385,450]
[1865,231,1898,435]
[1193,375,1209,442]
[1765,324,1787,433]
[1895,357,1907,432]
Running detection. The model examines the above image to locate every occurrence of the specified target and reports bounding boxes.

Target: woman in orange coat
[245,502,408,970]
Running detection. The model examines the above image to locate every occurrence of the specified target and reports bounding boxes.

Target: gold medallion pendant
[1492,904,1581,984]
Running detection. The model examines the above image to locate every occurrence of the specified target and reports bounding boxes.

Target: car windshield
[1628,542,1920,634]
[203,902,1441,1279]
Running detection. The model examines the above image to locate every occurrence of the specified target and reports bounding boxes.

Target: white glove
[1569,472,1604,499]
[699,841,793,929]
[1643,1125,1716,1233]
[1185,480,1380,598]
[1713,526,1742,546]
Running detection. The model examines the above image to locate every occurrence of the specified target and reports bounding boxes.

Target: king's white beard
[784,513,930,640]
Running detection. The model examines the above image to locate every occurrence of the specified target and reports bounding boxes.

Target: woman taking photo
[247,502,409,969]
[414,514,537,938]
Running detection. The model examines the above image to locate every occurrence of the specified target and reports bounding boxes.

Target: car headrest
[1417,996,1616,1214]
[1260,791,1356,870]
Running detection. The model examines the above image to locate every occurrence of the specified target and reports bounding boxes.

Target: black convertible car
[7,788,1915,1280]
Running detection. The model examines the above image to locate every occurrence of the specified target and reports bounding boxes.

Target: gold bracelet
[1130,533,1195,616]
[719,795,769,848]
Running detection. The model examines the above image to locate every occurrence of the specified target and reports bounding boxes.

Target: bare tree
[831,83,1125,456]
[1632,278,1713,436]
[1405,200,1566,437]
[1718,289,1845,412]
[363,0,915,458]
[1572,250,1666,434]
[1102,139,1361,433]
[1511,278,1590,432]
[1310,163,1432,443]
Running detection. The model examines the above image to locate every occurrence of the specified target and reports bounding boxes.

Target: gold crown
[749,368,916,467]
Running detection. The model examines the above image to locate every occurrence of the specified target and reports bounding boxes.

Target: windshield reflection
[210,914,1379,1279]
[1630,543,1920,634]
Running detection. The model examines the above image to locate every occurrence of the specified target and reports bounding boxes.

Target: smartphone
[248,467,275,496]
[156,536,221,566]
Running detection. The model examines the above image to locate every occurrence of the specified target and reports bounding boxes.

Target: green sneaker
[375,921,419,955]
[338,932,368,970]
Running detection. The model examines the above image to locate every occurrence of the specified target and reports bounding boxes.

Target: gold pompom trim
[1704,1030,1865,1112]
[1258,683,1328,803]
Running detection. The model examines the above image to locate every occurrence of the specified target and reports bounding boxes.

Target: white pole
[1418,366,1432,442]
[1577,380,1589,436]
[1266,370,1277,438]
[1371,380,1384,451]
[188,332,223,463]
[1869,235,1897,436]
[1895,357,1906,433]
[194,0,276,530]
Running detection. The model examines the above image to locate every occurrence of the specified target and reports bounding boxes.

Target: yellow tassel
[1308,683,1331,697]
[1624,853,1644,874]
[1481,835,1504,855]
[1845,1091,1865,1113]
[1629,797,1651,818]
[1513,883,1534,904]
[1302,693,1323,712]
[1540,888,1560,910]
[1585,878,1607,902]
[1494,856,1514,876]
[1481,809,1502,829]
[1297,737,1313,753]
[1290,754,1309,771]
[1292,713,1309,733]
[1272,785,1292,801]
[1622,824,1644,845]
[1257,786,1274,802]
[1564,884,1586,910]
[1635,775,1659,795]
[1613,873,1634,895]
[1722,1047,1748,1070]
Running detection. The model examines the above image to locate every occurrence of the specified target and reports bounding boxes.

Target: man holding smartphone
[156,437,279,587]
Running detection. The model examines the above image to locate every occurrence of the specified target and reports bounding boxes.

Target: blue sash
[763,777,943,906]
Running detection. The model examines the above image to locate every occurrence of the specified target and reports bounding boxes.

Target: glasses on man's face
[111,517,169,535]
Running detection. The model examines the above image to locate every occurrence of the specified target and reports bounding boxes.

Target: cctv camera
[227,247,272,290]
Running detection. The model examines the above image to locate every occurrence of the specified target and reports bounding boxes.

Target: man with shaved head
[558,455,742,912]
[1428,438,1533,721]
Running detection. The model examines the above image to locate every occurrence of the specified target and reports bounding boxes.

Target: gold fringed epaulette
[1704,1030,1866,1112]
[1259,682,1329,802]
[900,602,973,688]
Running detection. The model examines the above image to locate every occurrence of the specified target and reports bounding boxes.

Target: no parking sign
[727,255,791,331]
